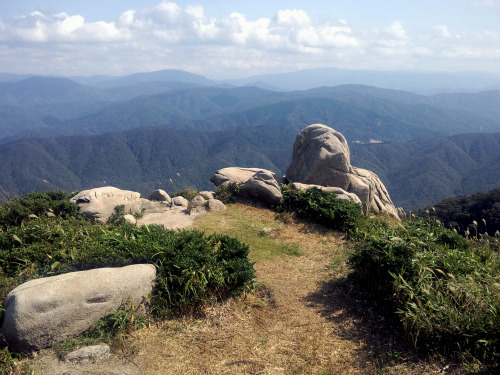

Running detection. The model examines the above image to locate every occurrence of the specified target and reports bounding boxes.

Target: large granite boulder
[241,170,282,207]
[1,264,156,352]
[71,187,145,223]
[286,124,398,217]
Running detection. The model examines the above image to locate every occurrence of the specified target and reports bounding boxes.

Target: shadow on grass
[302,273,468,374]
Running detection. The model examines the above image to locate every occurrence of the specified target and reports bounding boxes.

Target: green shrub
[349,217,499,365]
[0,190,78,229]
[172,188,199,201]
[215,182,242,204]
[0,190,255,325]
[0,218,255,318]
[276,185,362,233]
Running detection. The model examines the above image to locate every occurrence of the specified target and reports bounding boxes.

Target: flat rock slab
[65,344,111,364]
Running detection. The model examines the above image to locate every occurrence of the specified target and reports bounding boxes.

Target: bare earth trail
[32,205,443,375]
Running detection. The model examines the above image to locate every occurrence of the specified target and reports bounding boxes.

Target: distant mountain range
[0,68,499,210]
[3,67,500,93]
[1,76,500,144]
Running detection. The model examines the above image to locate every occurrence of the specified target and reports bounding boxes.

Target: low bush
[0,190,78,229]
[0,217,255,319]
[215,182,242,204]
[349,217,499,366]
[276,185,362,233]
[0,191,255,329]
[172,188,199,201]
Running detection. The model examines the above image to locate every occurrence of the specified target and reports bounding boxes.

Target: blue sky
[1,1,499,78]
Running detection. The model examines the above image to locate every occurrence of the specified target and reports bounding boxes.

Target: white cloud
[0,1,499,77]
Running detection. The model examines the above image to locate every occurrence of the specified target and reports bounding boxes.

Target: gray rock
[122,214,137,225]
[207,198,226,212]
[286,124,352,187]
[242,170,283,207]
[70,187,143,223]
[46,212,56,218]
[198,191,215,200]
[1,264,156,352]
[190,195,207,215]
[285,124,398,217]
[291,182,362,205]
[65,344,111,363]
[172,196,188,207]
[211,167,284,187]
[148,189,171,203]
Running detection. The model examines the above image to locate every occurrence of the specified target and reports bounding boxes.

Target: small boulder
[241,170,282,207]
[122,214,137,225]
[0,264,156,352]
[198,191,215,200]
[207,199,226,212]
[148,189,171,203]
[190,195,207,215]
[172,196,188,207]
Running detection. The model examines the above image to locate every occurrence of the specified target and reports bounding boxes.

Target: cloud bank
[0,1,499,77]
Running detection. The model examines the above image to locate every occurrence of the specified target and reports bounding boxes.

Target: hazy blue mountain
[224,68,500,93]
[77,69,214,89]
[5,83,499,143]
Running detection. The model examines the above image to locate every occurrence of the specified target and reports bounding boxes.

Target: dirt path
[30,205,444,375]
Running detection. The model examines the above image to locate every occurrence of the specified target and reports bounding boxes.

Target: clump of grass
[0,190,78,229]
[215,182,242,204]
[276,185,362,233]
[349,216,499,368]
[172,188,199,201]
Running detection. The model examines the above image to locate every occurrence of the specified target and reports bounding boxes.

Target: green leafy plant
[215,182,242,204]
[0,190,78,229]
[276,185,362,233]
[349,216,499,366]
[172,188,199,201]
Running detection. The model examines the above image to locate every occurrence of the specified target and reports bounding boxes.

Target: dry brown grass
[123,204,447,375]
[29,204,458,374]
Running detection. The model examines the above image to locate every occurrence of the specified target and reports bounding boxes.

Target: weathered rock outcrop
[210,167,284,187]
[286,124,398,217]
[71,186,154,223]
[242,170,282,206]
[1,264,156,352]
[211,168,283,207]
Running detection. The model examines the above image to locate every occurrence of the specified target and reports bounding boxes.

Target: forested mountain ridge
[423,188,500,236]
[1,77,500,143]
[1,125,498,211]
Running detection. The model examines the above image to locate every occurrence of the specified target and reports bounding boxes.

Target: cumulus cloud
[0,1,499,77]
